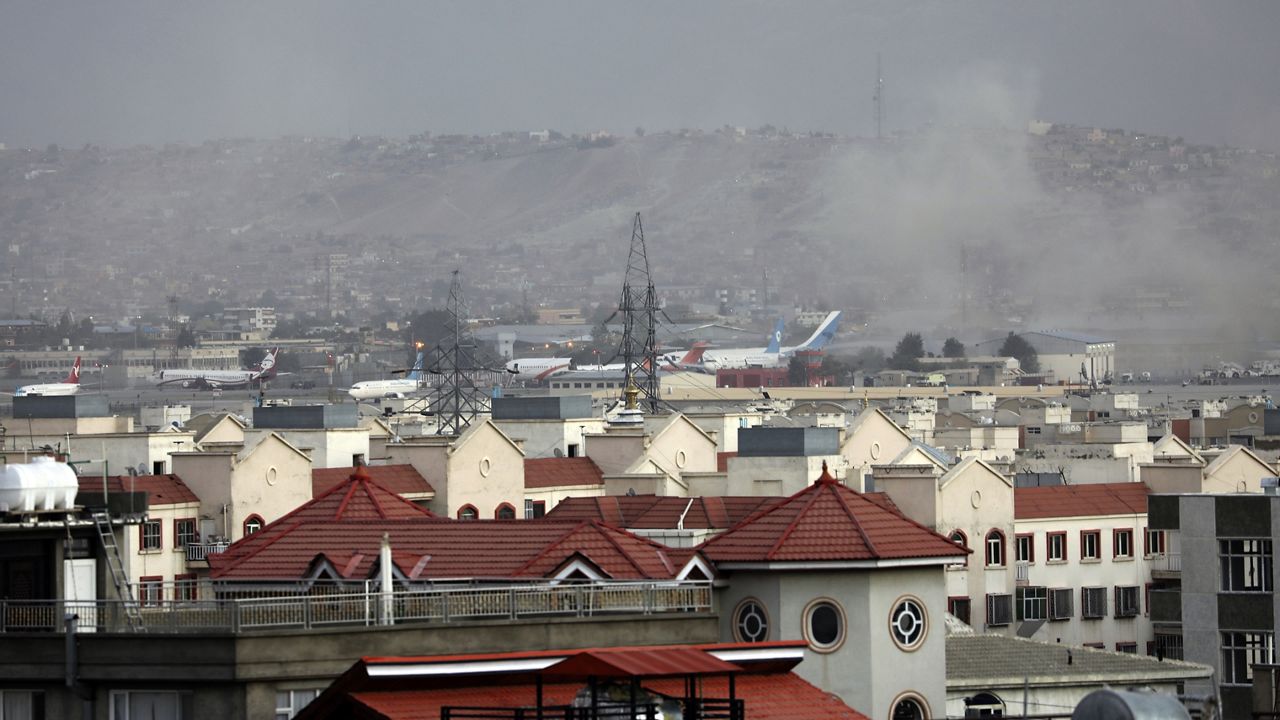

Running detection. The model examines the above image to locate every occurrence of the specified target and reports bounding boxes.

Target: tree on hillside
[998,332,1040,374]
[942,337,966,359]
[889,332,925,371]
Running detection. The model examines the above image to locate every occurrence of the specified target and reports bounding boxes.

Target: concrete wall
[442,421,525,519]
[494,418,604,459]
[725,454,847,496]
[246,427,370,469]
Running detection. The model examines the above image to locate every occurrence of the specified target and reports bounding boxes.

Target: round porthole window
[890,694,929,720]
[803,598,845,652]
[733,598,769,643]
[479,457,492,477]
[889,595,928,651]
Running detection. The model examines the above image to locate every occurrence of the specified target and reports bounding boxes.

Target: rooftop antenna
[616,213,661,413]
[431,270,486,435]
[874,53,884,141]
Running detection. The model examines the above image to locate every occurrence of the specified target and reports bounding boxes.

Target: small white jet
[348,351,429,400]
[14,357,81,397]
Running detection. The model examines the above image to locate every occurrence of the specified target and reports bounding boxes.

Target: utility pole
[616,213,661,413]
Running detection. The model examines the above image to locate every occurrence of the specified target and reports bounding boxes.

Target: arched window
[985,530,1006,567]
[495,503,516,520]
[949,529,968,548]
[964,692,1005,717]
[243,514,264,536]
[457,505,479,521]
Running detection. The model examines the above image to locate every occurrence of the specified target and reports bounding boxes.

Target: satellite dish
[553,448,564,457]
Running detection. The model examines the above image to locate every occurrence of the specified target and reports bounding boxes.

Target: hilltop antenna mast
[431,270,486,435]
[617,213,661,413]
[874,53,884,141]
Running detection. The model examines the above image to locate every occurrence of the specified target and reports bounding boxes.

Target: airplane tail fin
[255,348,279,379]
[678,342,711,366]
[65,357,81,384]
[764,318,785,354]
[407,351,427,381]
[797,311,842,350]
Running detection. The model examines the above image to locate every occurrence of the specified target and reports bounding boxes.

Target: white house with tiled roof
[700,464,967,720]
[172,431,313,544]
[1010,482,1154,653]
[384,419,526,520]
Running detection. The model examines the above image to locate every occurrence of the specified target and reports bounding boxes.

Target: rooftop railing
[184,541,231,563]
[0,580,714,635]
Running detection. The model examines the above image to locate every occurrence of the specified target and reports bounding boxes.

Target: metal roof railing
[0,580,714,635]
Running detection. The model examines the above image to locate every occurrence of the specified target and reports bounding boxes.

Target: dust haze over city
[1,1,1279,372]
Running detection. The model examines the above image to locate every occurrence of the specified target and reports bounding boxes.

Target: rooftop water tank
[0,457,79,513]
[1072,688,1190,720]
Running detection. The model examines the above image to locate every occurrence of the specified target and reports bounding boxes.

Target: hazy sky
[2,1,1277,149]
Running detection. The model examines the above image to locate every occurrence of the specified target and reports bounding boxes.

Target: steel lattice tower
[617,213,661,413]
[431,270,486,435]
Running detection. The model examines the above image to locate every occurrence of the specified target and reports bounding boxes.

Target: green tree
[889,332,925,371]
[942,337,966,359]
[998,332,1040,374]
[787,356,809,386]
[176,324,196,348]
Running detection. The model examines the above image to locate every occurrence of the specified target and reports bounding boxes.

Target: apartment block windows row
[1012,528,1137,565]
[1220,539,1274,593]
[1221,631,1275,686]
[1006,585,1137,622]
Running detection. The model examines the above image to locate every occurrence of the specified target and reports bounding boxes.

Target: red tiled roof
[545,495,781,530]
[299,642,867,720]
[1015,482,1149,520]
[210,519,685,581]
[699,465,968,564]
[524,457,604,489]
[77,475,199,505]
[313,464,434,497]
[717,451,737,473]
[345,673,867,720]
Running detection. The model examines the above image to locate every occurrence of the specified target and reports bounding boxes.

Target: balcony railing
[185,542,231,563]
[1149,553,1182,573]
[0,580,714,635]
[1015,561,1030,583]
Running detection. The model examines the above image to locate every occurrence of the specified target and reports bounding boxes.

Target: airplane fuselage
[13,383,79,397]
[347,379,421,400]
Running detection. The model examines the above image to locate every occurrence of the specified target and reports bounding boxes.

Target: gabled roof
[844,407,913,446]
[699,464,968,565]
[77,474,199,505]
[313,464,434,497]
[1152,433,1204,464]
[891,441,953,469]
[183,412,246,444]
[1203,444,1272,477]
[524,457,604,489]
[239,431,311,464]
[939,456,1011,492]
[1014,482,1149,520]
[545,495,783,530]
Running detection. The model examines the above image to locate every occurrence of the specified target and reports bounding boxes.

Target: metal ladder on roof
[91,512,143,631]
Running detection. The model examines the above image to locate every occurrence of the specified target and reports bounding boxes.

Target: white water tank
[0,457,79,513]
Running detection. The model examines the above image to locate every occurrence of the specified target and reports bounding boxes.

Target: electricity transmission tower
[616,213,661,413]
[431,270,487,435]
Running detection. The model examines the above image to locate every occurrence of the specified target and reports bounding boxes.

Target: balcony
[0,580,714,635]
[1015,561,1030,585]
[1149,552,1181,578]
[185,541,230,566]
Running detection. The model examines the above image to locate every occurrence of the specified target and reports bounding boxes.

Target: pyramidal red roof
[699,464,968,564]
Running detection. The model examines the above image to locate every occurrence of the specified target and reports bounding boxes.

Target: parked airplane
[155,348,280,390]
[347,351,429,400]
[13,357,81,397]
[699,312,842,370]
[581,342,713,373]
[504,357,572,383]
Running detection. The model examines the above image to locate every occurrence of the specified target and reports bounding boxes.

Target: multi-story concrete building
[1147,492,1280,719]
